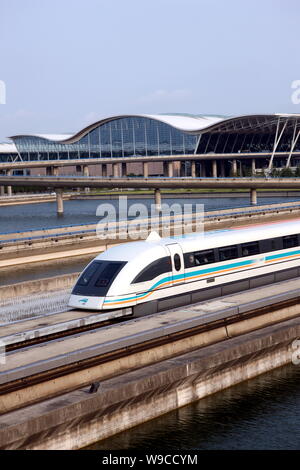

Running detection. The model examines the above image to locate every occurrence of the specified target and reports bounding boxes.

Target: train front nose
[68,294,104,310]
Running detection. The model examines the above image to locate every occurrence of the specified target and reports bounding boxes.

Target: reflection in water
[86,364,300,450]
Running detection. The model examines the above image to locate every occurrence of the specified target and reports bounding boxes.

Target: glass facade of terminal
[5,115,300,168]
[12,117,198,161]
[197,131,300,154]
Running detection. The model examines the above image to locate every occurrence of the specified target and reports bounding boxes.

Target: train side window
[270,236,283,251]
[259,239,271,253]
[241,241,260,257]
[184,253,195,267]
[174,254,181,271]
[194,249,215,265]
[219,245,238,261]
[283,234,299,249]
[184,250,215,267]
[132,256,171,283]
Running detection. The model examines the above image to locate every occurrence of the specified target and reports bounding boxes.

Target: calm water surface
[86,364,300,450]
[0,196,299,233]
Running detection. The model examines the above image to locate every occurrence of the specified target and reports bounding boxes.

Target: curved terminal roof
[0,142,18,153]
[9,113,300,144]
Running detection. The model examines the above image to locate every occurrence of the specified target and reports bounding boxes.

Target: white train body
[68,219,300,313]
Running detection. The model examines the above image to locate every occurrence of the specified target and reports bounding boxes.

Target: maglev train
[68,219,300,315]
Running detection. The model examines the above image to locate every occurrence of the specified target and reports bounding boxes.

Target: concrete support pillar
[168,161,173,178]
[252,158,256,175]
[6,169,12,197]
[143,161,149,178]
[250,188,257,205]
[154,188,161,211]
[83,165,89,177]
[191,161,196,178]
[83,165,90,193]
[232,159,237,176]
[56,188,64,215]
[113,163,119,178]
[102,164,107,178]
[180,162,186,177]
[121,162,126,177]
[212,160,217,178]
[220,160,225,177]
[173,161,181,177]
[0,186,5,196]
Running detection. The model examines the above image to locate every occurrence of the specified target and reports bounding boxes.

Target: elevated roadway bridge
[1,151,298,171]
[1,175,300,190]
[0,175,300,213]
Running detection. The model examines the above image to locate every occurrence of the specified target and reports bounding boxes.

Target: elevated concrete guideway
[1,276,300,448]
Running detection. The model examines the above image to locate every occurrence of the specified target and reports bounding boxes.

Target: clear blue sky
[0,0,300,142]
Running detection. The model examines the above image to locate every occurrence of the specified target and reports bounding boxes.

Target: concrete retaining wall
[0,273,79,302]
[0,315,299,449]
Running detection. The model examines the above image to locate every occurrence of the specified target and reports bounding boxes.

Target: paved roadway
[0,175,300,189]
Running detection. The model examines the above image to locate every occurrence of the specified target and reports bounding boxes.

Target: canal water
[86,363,300,450]
[0,195,300,233]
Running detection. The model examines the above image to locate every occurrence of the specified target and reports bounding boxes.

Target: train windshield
[72,260,126,297]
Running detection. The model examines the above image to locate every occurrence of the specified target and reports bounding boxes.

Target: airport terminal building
[1,113,300,176]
